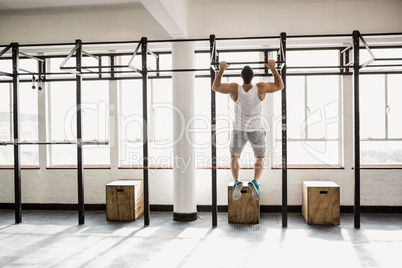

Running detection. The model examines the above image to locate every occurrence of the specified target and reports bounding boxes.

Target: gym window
[47,77,110,167]
[0,58,39,168]
[273,50,342,168]
[0,83,13,167]
[118,54,173,168]
[360,74,402,166]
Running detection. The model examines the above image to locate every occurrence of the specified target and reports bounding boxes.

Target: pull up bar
[213,61,285,65]
[1,140,109,146]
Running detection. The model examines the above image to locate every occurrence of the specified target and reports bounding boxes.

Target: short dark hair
[241,66,254,84]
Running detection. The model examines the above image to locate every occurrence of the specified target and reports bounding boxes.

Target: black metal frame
[279,33,288,228]
[1,31,401,228]
[141,37,150,226]
[352,31,361,229]
[210,35,218,227]
[12,43,22,224]
[75,39,85,225]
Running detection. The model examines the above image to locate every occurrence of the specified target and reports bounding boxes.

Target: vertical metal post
[39,56,45,81]
[340,48,344,75]
[98,57,102,79]
[264,51,269,75]
[210,34,217,227]
[75,39,85,225]
[142,37,150,226]
[12,43,22,224]
[279,32,287,228]
[110,56,115,79]
[345,48,350,74]
[156,53,160,77]
[352,30,360,229]
[385,74,388,139]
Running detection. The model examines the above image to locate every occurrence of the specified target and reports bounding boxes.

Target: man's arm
[212,61,238,94]
[257,60,284,93]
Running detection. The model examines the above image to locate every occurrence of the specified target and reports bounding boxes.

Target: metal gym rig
[1,31,402,228]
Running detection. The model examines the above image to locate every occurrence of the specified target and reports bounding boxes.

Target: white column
[109,53,119,171]
[343,75,354,170]
[172,42,197,221]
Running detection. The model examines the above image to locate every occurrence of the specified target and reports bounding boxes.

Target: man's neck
[242,83,253,91]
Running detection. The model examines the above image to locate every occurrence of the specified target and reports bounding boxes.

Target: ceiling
[0,0,373,13]
[0,0,142,13]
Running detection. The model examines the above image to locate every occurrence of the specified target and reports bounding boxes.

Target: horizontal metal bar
[286,72,347,76]
[375,58,402,61]
[0,71,12,77]
[274,138,340,142]
[287,34,352,38]
[18,70,141,76]
[361,138,402,141]
[360,71,402,75]
[361,32,402,36]
[362,64,402,68]
[219,66,284,71]
[0,44,11,58]
[61,65,103,70]
[147,38,209,43]
[147,68,211,73]
[213,61,285,66]
[198,72,347,78]
[341,44,353,54]
[19,52,44,62]
[59,65,134,70]
[19,42,76,47]
[1,141,109,145]
[211,48,280,53]
[215,35,279,41]
[226,61,266,65]
[82,40,137,45]
[287,65,342,69]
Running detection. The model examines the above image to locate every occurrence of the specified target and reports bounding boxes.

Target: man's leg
[230,130,246,200]
[253,156,264,184]
[248,130,266,200]
[231,156,240,181]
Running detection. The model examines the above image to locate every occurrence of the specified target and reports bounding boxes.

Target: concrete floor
[0,210,401,268]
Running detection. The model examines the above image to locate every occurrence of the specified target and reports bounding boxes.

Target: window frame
[271,72,344,169]
[360,73,402,167]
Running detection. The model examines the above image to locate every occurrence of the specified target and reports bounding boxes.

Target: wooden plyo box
[228,181,260,224]
[106,180,144,221]
[302,181,340,225]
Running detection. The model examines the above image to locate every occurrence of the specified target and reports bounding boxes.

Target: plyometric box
[302,181,340,225]
[228,181,260,224]
[106,180,144,221]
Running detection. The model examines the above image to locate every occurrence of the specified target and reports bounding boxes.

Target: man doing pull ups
[212,60,284,200]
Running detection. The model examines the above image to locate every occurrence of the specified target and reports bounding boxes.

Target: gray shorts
[230,130,266,157]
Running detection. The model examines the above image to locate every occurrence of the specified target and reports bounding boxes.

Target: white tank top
[233,84,264,132]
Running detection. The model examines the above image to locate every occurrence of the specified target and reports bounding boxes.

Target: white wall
[0,5,171,44]
[0,1,401,207]
[188,0,402,37]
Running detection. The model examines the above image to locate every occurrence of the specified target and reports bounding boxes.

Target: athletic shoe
[232,180,243,201]
[248,180,261,201]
